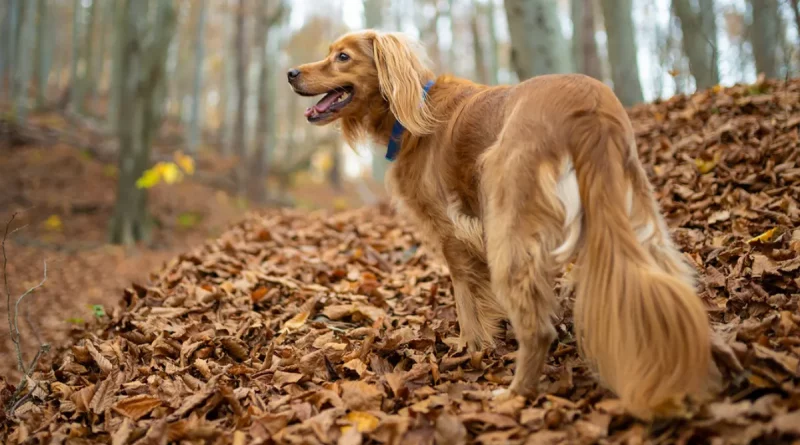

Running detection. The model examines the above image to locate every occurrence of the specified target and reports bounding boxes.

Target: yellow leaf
[43,215,62,231]
[160,163,183,184]
[136,168,162,189]
[333,197,349,211]
[748,228,777,244]
[340,411,380,434]
[668,69,680,77]
[282,311,310,332]
[174,151,195,175]
[695,152,721,174]
[711,84,723,94]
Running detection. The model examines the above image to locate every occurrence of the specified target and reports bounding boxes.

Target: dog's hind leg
[442,236,505,352]
[478,125,572,398]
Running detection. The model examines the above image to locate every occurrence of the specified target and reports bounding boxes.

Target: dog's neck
[344,76,482,158]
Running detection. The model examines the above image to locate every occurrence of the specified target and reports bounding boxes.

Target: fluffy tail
[569,111,711,420]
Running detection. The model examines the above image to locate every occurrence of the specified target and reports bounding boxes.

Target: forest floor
[2,77,800,444]
[0,108,383,384]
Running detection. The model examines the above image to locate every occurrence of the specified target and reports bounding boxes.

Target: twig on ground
[3,213,51,416]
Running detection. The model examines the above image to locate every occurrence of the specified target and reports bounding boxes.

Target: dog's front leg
[442,236,505,352]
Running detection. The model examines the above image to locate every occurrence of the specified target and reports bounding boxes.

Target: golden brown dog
[288,30,712,420]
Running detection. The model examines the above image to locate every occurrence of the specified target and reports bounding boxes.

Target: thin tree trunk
[14,0,36,123]
[329,146,343,191]
[485,0,500,85]
[34,0,49,107]
[672,0,719,90]
[599,0,644,106]
[69,0,80,105]
[447,0,457,71]
[749,0,780,79]
[250,0,284,203]
[232,0,249,194]
[504,0,570,80]
[73,0,97,114]
[90,0,110,104]
[188,0,208,155]
[364,0,383,29]
[5,0,20,99]
[470,3,489,84]
[110,0,176,245]
[790,0,800,43]
[570,0,603,80]
[364,0,391,184]
[108,0,123,130]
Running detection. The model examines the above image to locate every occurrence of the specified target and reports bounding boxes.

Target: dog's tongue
[304,91,343,117]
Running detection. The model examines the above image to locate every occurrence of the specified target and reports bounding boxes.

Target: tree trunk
[749,0,780,79]
[364,0,383,28]
[364,0,391,184]
[447,0,457,71]
[232,0,249,195]
[109,0,176,246]
[108,0,123,130]
[790,0,800,43]
[485,0,500,85]
[570,0,603,80]
[328,147,343,191]
[250,0,284,203]
[90,0,110,104]
[73,0,97,114]
[69,0,80,106]
[34,0,50,107]
[13,0,36,123]
[470,2,489,85]
[599,0,644,106]
[672,0,719,90]
[187,0,207,155]
[504,0,570,80]
[4,0,21,99]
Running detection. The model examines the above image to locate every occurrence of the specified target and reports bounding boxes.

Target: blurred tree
[34,0,52,108]
[4,0,21,99]
[73,0,98,115]
[749,0,780,79]
[570,0,602,80]
[90,0,111,104]
[672,0,719,90]
[109,0,176,245]
[68,0,80,108]
[364,0,391,184]
[790,0,800,39]
[447,0,457,71]
[416,0,442,73]
[250,0,286,203]
[484,0,500,85]
[14,0,36,123]
[470,0,489,84]
[188,0,208,155]
[599,0,644,106]
[364,0,384,29]
[232,0,249,194]
[504,0,570,80]
[109,0,123,130]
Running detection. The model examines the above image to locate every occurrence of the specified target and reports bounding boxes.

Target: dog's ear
[372,32,437,136]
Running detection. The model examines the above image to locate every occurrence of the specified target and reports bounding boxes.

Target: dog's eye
[337,52,350,62]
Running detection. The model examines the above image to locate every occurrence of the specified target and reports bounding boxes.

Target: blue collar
[385,80,435,161]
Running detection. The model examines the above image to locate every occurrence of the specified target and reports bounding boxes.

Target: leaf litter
[3,78,800,444]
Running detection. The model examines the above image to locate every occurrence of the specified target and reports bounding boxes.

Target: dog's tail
[568,109,711,420]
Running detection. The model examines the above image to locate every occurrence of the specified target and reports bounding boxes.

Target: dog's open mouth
[303,86,354,122]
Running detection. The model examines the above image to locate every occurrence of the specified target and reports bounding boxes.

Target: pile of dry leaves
[3,78,800,444]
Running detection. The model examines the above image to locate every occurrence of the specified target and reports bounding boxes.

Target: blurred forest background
[1,0,800,382]
[2,0,800,243]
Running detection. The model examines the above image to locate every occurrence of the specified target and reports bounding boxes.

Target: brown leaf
[752,344,800,377]
[85,340,113,374]
[273,370,304,387]
[434,413,467,445]
[340,380,384,411]
[113,394,163,421]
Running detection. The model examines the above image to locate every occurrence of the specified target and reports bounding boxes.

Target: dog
[287,30,712,420]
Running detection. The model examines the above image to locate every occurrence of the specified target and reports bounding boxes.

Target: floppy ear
[372,32,437,136]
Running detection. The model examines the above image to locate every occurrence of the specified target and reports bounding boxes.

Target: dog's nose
[287,69,300,81]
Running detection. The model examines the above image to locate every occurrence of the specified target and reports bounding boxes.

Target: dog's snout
[287,69,300,81]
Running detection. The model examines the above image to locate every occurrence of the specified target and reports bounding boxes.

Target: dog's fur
[288,30,712,420]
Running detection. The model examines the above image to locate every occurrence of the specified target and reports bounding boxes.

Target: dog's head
[287,30,437,142]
